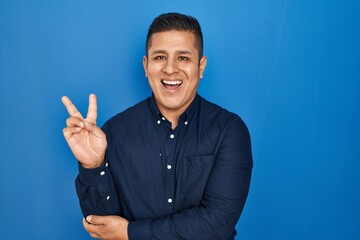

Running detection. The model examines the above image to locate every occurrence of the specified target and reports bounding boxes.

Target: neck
[155,95,196,130]
[160,109,180,130]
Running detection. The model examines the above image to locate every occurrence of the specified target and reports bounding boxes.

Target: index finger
[86,93,97,124]
[61,96,84,119]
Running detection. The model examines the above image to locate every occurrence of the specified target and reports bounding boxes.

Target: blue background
[1,0,359,239]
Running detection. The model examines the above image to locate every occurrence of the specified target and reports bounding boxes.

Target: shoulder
[199,96,248,131]
[200,97,253,166]
[197,96,252,166]
[101,98,150,134]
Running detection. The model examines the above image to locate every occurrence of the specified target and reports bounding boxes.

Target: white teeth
[162,80,182,85]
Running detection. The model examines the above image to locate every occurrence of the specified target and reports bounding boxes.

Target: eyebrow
[150,50,194,55]
[177,50,193,55]
[151,50,166,55]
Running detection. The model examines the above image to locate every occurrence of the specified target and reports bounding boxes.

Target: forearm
[75,161,121,217]
[128,166,251,240]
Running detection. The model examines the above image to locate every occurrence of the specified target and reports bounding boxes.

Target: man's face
[143,30,207,117]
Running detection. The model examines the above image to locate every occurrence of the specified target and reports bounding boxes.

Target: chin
[160,95,180,104]
[163,102,181,110]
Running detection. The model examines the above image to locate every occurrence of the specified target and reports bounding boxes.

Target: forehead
[148,31,197,54]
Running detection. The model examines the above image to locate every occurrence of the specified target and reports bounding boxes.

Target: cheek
[147,62,164,75]
[185,65,200,79]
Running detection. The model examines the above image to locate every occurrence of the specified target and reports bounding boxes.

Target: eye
[154,55,166,60]
[178,56,189,61]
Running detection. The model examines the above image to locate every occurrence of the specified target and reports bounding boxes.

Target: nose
[162,58,179,74]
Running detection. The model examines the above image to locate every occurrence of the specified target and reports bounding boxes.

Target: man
[62,13,253,240]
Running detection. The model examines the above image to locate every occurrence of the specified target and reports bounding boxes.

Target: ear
[143,56,148,77]
[199,56,207,79]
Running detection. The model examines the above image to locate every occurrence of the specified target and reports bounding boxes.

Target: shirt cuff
[77,162,109,186]
[128,219,152,240]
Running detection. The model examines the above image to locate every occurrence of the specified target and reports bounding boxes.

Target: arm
[75,159,121,217]
[62,94,120,215]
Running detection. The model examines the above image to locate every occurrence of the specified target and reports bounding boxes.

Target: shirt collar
[149,93,200,125]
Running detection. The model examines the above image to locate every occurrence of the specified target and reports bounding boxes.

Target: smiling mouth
[161,80,183,90]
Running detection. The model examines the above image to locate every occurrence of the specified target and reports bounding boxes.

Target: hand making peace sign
[62,94,107,168]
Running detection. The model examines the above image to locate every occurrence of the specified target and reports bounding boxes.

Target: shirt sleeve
[128,116,253,240]
[75,159,121,217]
[75,121,121,217]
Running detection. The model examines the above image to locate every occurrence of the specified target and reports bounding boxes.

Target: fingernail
[86,215,92,223]
[80,122,84,128]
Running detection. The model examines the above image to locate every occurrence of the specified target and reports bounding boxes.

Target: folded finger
[62,96,84,119]
[83,218,101,238]
[63,126,81,138]
[66,116,84,128]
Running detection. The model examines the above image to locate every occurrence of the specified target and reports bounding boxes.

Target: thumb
[86,215,106,225]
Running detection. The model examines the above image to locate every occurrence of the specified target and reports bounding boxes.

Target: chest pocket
[175,155,215,210]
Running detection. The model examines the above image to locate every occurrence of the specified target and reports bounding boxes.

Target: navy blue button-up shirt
[76,94,253,239]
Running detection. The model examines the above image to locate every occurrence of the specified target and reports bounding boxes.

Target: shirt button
[167,164,172,170]
[168,198,173,203]
[184,121,188,125]
[100,171,105,176]
[106,196,110,200]
[157,120,161,124]
[170,134,175,139]
[162,117,166,121]
[105,162,109,167]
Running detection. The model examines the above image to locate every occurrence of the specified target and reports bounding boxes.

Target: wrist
[80,157,105,169]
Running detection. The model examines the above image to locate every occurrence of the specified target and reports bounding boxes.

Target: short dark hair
[146,12,203,58]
